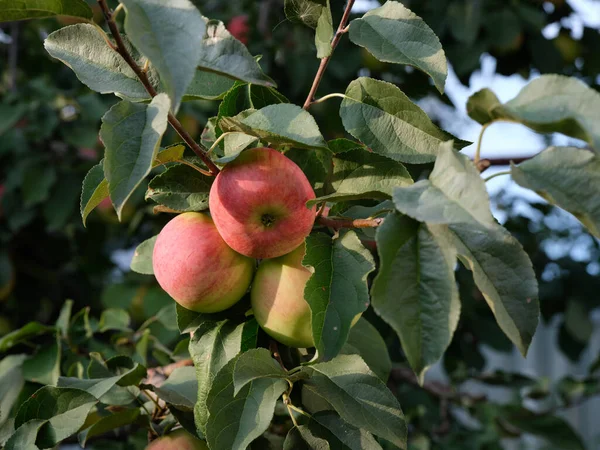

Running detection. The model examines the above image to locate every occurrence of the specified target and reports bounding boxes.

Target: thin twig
[316,215,384,230]
[96,0,220,176]
[302,0,356,109]
[474,122,492,168]
[484,170,511,182]
[270,341,287,371]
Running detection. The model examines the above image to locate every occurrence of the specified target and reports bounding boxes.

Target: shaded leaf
[44,24,151,101]
[101,94,170,219]
[22,332,61,385]
[205,356,287,450]
[130,236,157,275]
[121,0,205,111]
[80,162,110,226]
[15,387,97,448]
[184,70,237,101]
[198,20,276,87]
[146,164,212,212]
[0,355,26,427]
[349,1,447,92]
[0,0,91,21]
[371,214,459,382]
[313,411,382,450]
[232,348,287,395]
[340,78,467,163]
[0,322,55,352]
[151,366,197,411]
[302,355,407,448]
[303,232,375,361]
[342,318,392,382]
[511,146,600,237]
[4,419,46,450]
[78,409,142,447]
[220,104,327,150]
[309,149,412,205]
[98,309,131,332]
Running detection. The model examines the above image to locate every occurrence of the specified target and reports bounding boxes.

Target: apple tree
[1,0,599,449]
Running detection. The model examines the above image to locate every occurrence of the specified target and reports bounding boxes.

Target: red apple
[146,429,208,450]
[209,148,316,259]
[251,243,314,348]
[227,15,250,45]
[153,212,254,313]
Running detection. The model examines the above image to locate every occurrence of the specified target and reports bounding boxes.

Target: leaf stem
[207,131,234,155]
[484,170,511,182]
[474,122,492,168]
[174,159,213,177]
[316,215,384,230]
[96,0,220,176]
[302,0,356,109]
[311,93,347,105]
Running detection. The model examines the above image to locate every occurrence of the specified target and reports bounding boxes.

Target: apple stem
[96,0,221,176]
[316,215,384,230]
[302,0,356,110]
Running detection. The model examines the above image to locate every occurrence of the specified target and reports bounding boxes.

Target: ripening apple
[145,429,208,450]
[153,212,254,313]
[227,15,250,45]
[209,148,316,259]
[251,244,314,348]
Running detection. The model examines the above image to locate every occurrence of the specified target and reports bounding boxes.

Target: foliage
[0,1,599,449]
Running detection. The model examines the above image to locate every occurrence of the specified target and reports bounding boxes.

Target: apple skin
[146,429,208,450]
[251,244,314,348]
[209,148,316,259]
[153,212,254,313]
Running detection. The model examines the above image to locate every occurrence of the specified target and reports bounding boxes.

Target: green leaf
[215,132,260,164]
[393,144,539,356]
[340,78,467,163]
[15,387,97,448]
[4,419,46,450]
[232,348,287,395]
[151,366,197,411]
[342,318,392,382]
[349,1,447,93]
[130,236,157,275]
[465,88,501,125]
[371,214,459,382]
[313,412,382,450]
[309,149,412,205]
[121,0,205,111]
[23,332,61,385]
[198,20,276,88]
[55,299,73,339]
[22,165,56,208]
[0,355,26,427]
[101,94,170,220]
[502,407,585,450]
[303,232,375,361]
[469,75,600,150]
[284,0,333,59]
[302,355,407,448]
[80,162,109,226]
[146,164,212,212]
[511,146,600,237]
[176,304,202,334]
[220,104,327,150]
[0,0,91,21]
[0,322,55,352]
[284,424,330,450]
[189,319,251,435]
[98,309,131,332]
[205,356,287,450]
[44,24,151,101]
[285,148,332,195]
[184,70,237,101]
[78,409,142,447]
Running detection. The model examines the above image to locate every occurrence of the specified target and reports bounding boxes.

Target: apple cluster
[152,148,317,348]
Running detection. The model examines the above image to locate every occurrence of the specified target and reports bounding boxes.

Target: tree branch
[302,0,355,109]
[96,0,220,176]
[316,215,384,230]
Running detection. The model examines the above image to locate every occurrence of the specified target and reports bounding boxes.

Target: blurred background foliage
[1,0,599,448]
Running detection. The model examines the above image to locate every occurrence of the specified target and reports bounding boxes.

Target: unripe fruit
[209,148,316,259]
[145,429,208,450]
[251,244,313,348]
[153,212,254,313]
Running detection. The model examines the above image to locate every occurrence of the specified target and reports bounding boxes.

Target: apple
[209,148,316,259]
[227,15,250,45]
[251,243,314,348]
[153,212,254,313]
[146,429,208,450]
